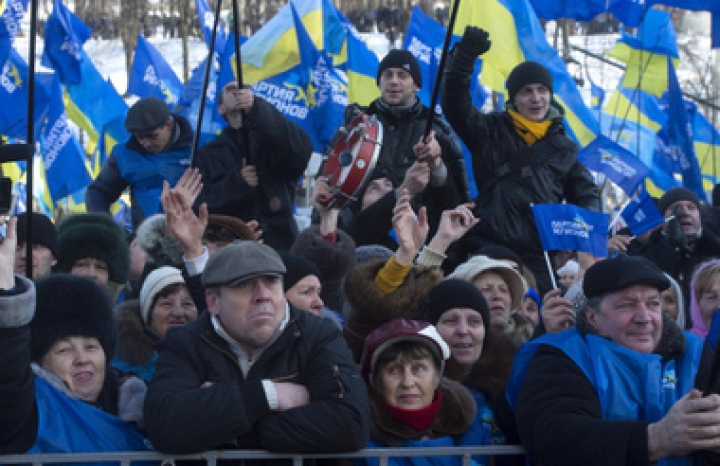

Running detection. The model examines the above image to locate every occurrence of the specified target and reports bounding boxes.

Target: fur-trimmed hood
[343,259,444,362]
[369,377,477,447]
[113,299,158,367]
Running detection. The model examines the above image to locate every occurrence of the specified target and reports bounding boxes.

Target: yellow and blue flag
[127,35,183,106]
[607,8,678,97]
[64,48,128,174]
[41,0,92,84]
[40,73,91,201]
[531,203,610,256]
[453,0,599,147]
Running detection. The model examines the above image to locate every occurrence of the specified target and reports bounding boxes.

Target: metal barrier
[0,446,527,466]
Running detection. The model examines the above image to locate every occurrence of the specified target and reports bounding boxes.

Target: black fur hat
[54,213,130,284]
[30,274,117,363]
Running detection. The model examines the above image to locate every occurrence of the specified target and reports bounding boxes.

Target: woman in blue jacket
[0,218,151,455]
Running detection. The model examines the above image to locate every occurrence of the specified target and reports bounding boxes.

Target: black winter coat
[340,99,471,245]
[144,307,370,454]
[442,49,600,257]
[194,97,313,251]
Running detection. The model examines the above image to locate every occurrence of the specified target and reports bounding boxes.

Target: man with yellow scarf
[441,26,600,296]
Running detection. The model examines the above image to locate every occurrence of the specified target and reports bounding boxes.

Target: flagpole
[25,0,39,278]
[543,250,558,290]
[190,0,224,168]
[232,0,243,88]
[422,0,461,141]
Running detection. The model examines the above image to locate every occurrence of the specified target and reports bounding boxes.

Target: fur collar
[114,299,157,366]
[369,378,477,447]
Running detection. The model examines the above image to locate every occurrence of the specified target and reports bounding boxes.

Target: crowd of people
[4,24,720,466]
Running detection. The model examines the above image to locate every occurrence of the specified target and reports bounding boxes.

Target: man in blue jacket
[499,255,720,465]
[86,97,192,230]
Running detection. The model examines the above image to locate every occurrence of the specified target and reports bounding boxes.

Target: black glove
[457,26,491,57]
[666,205,691,253]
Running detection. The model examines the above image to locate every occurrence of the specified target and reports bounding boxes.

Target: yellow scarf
[508,109,552,145]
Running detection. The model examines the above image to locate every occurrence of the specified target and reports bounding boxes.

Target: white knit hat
[557,259,579,277]
[140,266,186,325]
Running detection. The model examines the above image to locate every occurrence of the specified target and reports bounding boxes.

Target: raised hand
[161,180,208,259]
[241,158,258,188]
[393,189,428,265]
[173,167,203,209]
[414,130,442,170]
[399,160,430,197]
[427,202,479,254]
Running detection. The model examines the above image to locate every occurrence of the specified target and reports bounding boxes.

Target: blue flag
[664,56,704,200]
[0,49,51,140]
[127,35,183,106]
[42,0,92,84]
[195,0,227,52]
[41,73,91,200]
[404,6,486,112]
[0,0,28,66]
[529,0,606,22]
[620,190,664,237]
[578,134,649,196]
[177,54,223,148]
[588,74,605,112]
[609,0,649,28]
[531,203,609,256]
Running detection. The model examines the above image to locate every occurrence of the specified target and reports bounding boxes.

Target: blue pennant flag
[0,49,52,140]
[620,190,664,237]
[0,0,28,66]
[578,134,649,196]
[127,35,183,106]
[662,56,704,200]
[41,73,92,200]
[531,203,610,256]
[42,0,92,84]
[195,0,227,52]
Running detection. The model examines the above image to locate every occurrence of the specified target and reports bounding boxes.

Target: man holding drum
[329,50,471,252]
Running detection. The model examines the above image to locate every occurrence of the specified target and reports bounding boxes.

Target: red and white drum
[320,114,383,209]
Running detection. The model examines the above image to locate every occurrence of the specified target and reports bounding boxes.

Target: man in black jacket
[144,240,369,454]
[442,27,600,294]
[194,82,313,251]
[338,49,471,248]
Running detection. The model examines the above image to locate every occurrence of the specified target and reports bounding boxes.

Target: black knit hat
[125,97,170,133]
[657,187,701,216]
[422,279,490,328]
[583,255,670,299]
[55,213,130,284]
[16,212,58,259]
[279,251,322,292]
[30,274,117,362]
[506,61,553,102]
[377,49,422,87]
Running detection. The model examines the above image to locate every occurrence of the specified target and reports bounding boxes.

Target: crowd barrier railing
[0,445,527,466]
